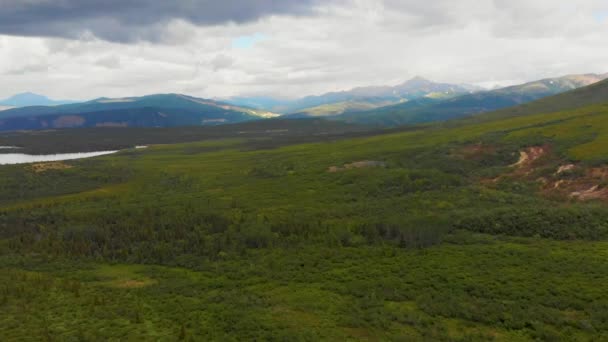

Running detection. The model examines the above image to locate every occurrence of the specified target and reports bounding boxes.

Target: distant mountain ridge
[468,77,608,124]
[338,73,608,126]
[227,77,480,115]
[2,72,606,132]
[0,94,278,132]
[0,92,76,107]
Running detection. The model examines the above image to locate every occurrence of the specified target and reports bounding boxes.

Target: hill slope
[4,73,608,340]
[467,77,608,123]
[0,94,278,131]
[283,99,398,118]
[339,73,608,126]
[5,70,608,340]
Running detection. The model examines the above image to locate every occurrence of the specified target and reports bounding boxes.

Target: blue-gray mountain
[227,77,481,115]
[0,92,76,108]
[1,73,605,132]
[337,73,608,126]
[0,94,277,131]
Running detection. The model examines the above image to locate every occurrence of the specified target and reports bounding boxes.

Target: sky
[0,0,607,101]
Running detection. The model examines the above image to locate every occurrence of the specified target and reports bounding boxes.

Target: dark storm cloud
[0,0,324,42]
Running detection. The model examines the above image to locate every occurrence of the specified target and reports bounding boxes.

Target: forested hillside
[3,81,608,339]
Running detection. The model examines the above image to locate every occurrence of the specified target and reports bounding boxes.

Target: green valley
[4,2,608,340]
[3,80,608,340]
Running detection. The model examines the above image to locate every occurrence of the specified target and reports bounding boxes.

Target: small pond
[0,151,118,165]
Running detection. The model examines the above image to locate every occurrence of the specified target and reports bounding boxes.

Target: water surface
[0,151,118,165]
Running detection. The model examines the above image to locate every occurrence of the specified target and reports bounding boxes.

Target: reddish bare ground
[543,165,608,201]
[483,145,608,202]
[505,145,552,178]
[29,162,73,173]
[570,185,608,201]
[511,146,547,168]
[556,164,576,174]
[328,160,386,173]
[590,168,608,178]
[453,143,497,160]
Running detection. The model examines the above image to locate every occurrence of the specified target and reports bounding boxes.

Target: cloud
[209,54,234,71]
[1,0,608,100]
[95,55,121,69]
[0,0,326,43]
[594,11,608,23]
[5,62,50,75]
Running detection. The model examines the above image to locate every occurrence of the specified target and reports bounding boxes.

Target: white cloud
[95,55,121,69]
[209,54,234,71]
[0,0,607,100]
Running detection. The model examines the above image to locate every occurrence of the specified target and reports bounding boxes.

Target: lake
[0,151,118,165]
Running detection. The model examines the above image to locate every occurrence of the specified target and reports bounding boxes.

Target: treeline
[4,197,608,266]
[0,202,450,266]
[454,206,608,240]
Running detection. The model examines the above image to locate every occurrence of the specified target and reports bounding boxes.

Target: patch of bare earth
[29,162,73,173]
[481,145,608,201]
[328,160,386,173]
[115,280,154,288]
[454,143,497,160]
[589,167,608,178]
[481,145,550,184]
[511,146,548,170]
[556,164,576,174]
[570,185,608,201]
[543,165,608,201]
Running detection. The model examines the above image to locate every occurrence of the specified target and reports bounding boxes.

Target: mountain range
[0,72,606,132]
[0,94,277,131]
[228,77,481,115]
[467,74,608,124]
[0,92,75,108]
[337,73,608,126]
